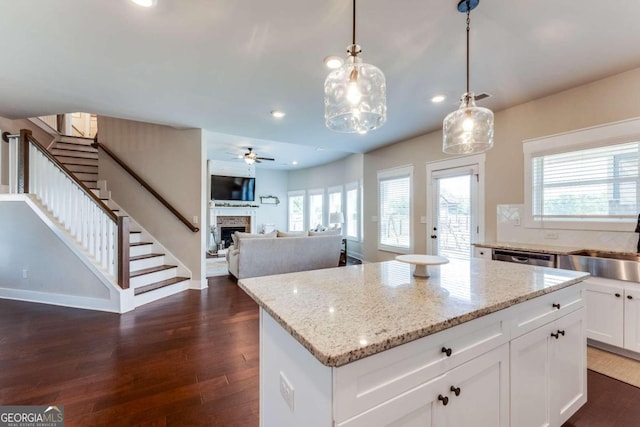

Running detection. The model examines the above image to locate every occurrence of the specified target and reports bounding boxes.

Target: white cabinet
[338,344,509,427]
[511,308,586,427]
[624,286,640,352]
[585,278,624,346]
[473,247,492,260]
[585,277,640,352]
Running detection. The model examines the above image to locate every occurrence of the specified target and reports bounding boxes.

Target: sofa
[226,232,343,279]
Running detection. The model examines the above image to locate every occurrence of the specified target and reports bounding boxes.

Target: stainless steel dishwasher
[492,249,556,267]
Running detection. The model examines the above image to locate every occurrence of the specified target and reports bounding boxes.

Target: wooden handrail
[22,132,118,223]
[92,141,199,233]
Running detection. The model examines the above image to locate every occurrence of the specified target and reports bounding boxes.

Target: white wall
[0,200,122,311]
[255,168,288,232]
[363,67,640,262]
[97,116,206,284]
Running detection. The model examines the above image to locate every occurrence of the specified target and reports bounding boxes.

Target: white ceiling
[1,0,639,170]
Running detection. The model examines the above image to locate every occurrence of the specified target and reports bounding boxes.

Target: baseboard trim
[0,287,122,313]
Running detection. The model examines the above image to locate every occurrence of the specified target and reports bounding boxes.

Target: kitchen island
[239,258,590,427]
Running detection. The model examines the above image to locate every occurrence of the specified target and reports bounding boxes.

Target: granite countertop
[238,259,589,367]
[473,242,585,255]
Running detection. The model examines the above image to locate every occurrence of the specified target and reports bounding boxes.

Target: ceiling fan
[243,147,275,164]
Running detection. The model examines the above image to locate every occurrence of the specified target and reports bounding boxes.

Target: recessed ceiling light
[431,95,446,103]
[292,161,298,165]
[271,110,286,118]
[324,56,344,69]
[131,0,157,7]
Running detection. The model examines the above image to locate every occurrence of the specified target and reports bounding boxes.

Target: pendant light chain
[349,0,361,57]
[466,0,471,97]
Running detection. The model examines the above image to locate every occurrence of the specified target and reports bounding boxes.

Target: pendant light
[324,0,386,134]
[443,0,494,154]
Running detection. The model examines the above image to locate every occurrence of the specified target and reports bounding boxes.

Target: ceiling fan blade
[255,159,262,163]
[257,157,275,161]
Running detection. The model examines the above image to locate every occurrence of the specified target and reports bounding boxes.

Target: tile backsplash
[496,204,637,252]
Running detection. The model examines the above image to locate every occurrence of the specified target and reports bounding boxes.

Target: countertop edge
[239,274,589,368]
[474,242,585,255]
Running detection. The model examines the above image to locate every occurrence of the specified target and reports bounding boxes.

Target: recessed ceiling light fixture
[324,0,386,134]
[443,0,494,155]
[292,161,298,165]
[271,110,286,119]
[431,95,446,103]
[131,0,157,7]
[324,56,344,69]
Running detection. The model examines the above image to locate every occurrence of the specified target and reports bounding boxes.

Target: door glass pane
[437,175,471,260]
[346,188,359,239]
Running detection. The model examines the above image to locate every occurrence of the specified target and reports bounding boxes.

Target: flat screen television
[211,175,255,201]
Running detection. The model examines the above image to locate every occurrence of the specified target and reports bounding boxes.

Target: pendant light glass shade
[324,52,387,133]
[443,93,494,154]
[442,0,494,154]
[324,0,386,134]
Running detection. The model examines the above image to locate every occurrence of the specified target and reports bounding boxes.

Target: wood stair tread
[130,264,176,278]
[130,242,152,247]
[52,147,97,154]
[130,253,164,261]
[134,277,189,296]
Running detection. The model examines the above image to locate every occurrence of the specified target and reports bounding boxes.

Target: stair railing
[92,139,199,233]
[2,129,130,289]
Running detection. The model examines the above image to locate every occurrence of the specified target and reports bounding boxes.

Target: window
[328,186,343,228]
[288,191,305,231]
[532,144,639,218]
[345,182,360,240]
[378,166,413,252]
[524,118,640,231]
[308,189,324,229]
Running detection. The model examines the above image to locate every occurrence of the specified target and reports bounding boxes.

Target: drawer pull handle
[552,303,561,310]
[441,347,452,357]
[628,295,634,300]
[438,394,449,406]
[558,330,565,336]
[551,332,560,339]
[450,386,461,396]
[615,293,621,298]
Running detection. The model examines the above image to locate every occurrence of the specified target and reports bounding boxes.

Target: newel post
[118,216,130,289]
[17,129,32,193]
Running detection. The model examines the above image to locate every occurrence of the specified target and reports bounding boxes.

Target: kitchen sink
[568,250,640,262]
[558,250,640,282]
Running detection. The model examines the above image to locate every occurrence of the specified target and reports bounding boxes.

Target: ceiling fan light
[443,94,494,154]
[244,157,256,165]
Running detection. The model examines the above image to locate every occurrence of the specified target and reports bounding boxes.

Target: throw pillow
[234,231,277,248]
[309,228,342,236]
[277,230,309,238]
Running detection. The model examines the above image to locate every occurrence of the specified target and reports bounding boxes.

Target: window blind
[379,175,411,249]
[532,141,640,219]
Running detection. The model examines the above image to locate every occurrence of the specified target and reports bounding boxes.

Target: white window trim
[287,190,306,232]
[523,117,640,231]
[307,188,325,229]
[426,154,485,255]
[345,181,360,242]
[377,165,414,254]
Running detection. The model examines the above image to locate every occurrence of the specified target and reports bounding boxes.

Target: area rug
[206,257,229,277]
[587,346,640,389]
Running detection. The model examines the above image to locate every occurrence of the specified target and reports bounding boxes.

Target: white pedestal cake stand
[395,254,449,277]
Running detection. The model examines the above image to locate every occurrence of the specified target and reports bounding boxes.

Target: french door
[427,156,484,259]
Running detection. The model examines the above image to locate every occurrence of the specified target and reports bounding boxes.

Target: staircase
[49,136,191,305]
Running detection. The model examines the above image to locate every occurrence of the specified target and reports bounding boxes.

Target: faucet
[635,214,640,253]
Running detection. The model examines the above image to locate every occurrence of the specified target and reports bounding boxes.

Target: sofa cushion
[234,231,277,248]
[277,230,309,237]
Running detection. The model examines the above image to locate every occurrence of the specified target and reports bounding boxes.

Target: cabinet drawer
[337,344,510,427]
[333,309,509,423]
[511,283,585,339]
[474,247,492,260]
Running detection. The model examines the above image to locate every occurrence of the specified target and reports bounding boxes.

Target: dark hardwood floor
[0,273,638,426]
[0,275,259,426]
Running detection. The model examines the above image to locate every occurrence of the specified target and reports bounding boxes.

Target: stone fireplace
[210,207,257,249]
[217,216,251,248]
